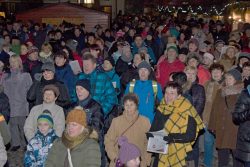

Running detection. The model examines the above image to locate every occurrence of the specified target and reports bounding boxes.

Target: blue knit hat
[37,110,54,128]
[227,69,242,81]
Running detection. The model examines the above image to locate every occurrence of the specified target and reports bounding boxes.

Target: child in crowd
[116,136,141,167]
[24,111,58,167]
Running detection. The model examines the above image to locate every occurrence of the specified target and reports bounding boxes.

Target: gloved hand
[163,136,171,144]
[146,133,154,139]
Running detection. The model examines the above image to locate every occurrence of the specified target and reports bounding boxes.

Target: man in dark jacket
[27,61,71,110]
[75,79,105,166]
[233,86,250,167]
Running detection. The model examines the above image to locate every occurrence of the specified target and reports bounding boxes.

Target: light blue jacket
[125,80,163,123]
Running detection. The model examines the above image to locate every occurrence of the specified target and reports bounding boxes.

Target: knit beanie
[43,84,60,97]
[137,61,151,72]
[215,39,225,46]
[28,46,39,55]
[104,56,115,67]
[41,61,55,73]
[66,108,87,127]
[37,111,54,128]
[76,79,91,93]
[238,52,250,61]
[227,69,242,81]
[167,46,178,54]
[187,52,201,64]
[203,52,215,61]
[118,136,141,164]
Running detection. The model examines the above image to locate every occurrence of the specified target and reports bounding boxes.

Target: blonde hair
[9,55,23,70]
[94,38,104,46]
[41,42,52,52]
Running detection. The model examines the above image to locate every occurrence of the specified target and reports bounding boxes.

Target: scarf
[121,53,133,63]
[157,96,204,167]
[221,83,243,97]
[62,130,89,150]
[78,95,91,107]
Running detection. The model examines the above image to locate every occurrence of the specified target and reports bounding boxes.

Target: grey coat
[0,132,7,166]
[3,71,32,117]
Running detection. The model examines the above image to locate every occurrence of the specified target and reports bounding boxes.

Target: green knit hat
[37,110,54,128]
[167,46,178,54]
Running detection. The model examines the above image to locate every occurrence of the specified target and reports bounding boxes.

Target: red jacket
[72,52,83,68]
[197,65,211,86]
[156,59,185,88]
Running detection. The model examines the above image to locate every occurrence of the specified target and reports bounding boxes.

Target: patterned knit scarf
[157,96,204,167]
[62,130,89,150]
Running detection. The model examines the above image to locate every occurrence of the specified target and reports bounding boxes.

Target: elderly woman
[45,108,101,167]
[209,69,243,167]
[104,93,151,167]
[150,82,204,167]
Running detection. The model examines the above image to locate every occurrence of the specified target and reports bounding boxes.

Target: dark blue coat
[55,64,77,103]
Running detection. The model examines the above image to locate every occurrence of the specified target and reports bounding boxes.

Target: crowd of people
[0,11,249,167]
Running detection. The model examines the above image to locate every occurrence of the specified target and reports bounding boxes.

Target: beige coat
[203,80,222,125]
[104,112,151,167]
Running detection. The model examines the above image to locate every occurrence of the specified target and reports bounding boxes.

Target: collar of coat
[221,82,244,97]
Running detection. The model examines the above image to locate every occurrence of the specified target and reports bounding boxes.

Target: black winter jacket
[233,89,250,162]
[115,57,133,76]
[187,82,206,116]
[23,59,43,81]
[27,77,71,109]
[78,96,104,140]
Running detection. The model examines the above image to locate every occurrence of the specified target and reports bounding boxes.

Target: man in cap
[24,84,65,141]
[125,61,163,123]
[27,61,70,109]
[75,79,105,166]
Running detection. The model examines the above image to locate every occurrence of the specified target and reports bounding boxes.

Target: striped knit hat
[37,110,54,128]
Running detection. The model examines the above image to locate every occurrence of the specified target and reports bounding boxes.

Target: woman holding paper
[104,93,151,167]
[150,82,204,167]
